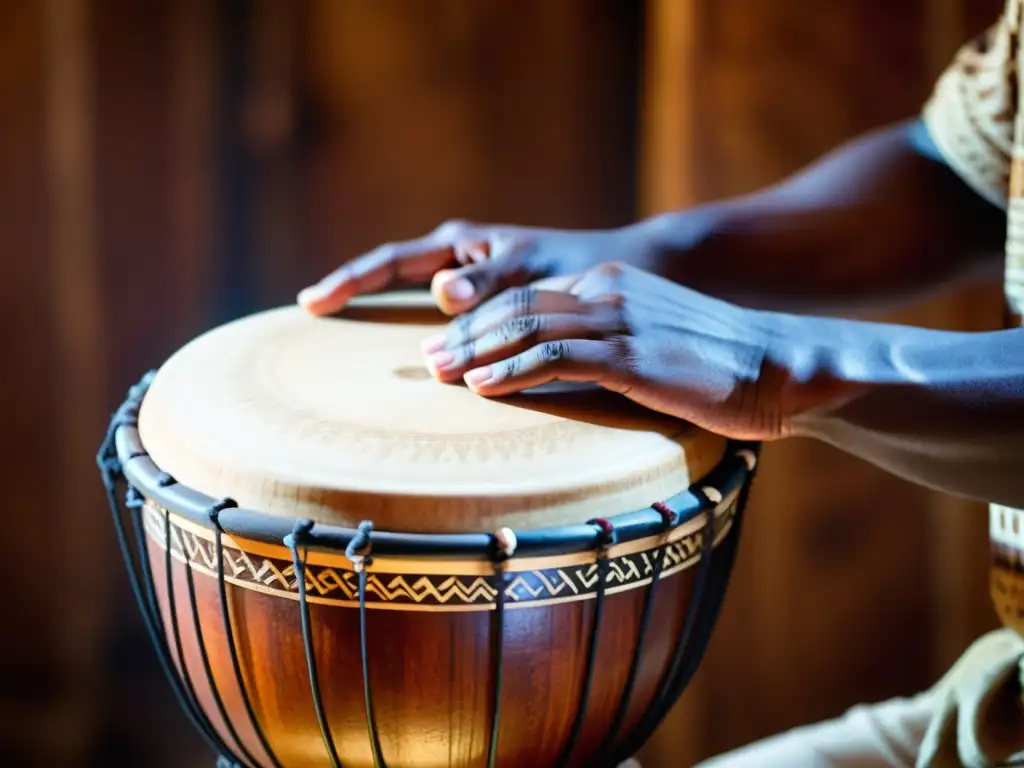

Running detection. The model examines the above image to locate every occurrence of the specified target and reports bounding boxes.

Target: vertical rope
[486,528,517,768]
[347,521,385,768]
[209,504,285,768]
[608,498,718,764]
[97,444,226,761]
[553,519,616,766]
[185,562,255,766]
[587,504,676,762]
[285,519,344,768]
[176,499,257,768]
[162,501,236,759]
[614,454,759,764]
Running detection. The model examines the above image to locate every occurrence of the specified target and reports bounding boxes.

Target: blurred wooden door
[1,1,643,765]
[638,0,1004,765]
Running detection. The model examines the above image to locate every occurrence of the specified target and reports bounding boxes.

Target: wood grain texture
[143,508,722,768]
[137,294,726,533]
[638,0,1005,764]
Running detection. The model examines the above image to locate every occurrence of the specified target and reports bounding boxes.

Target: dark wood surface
[147,528,710,767]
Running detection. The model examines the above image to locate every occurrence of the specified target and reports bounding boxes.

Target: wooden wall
[638,0,1005,765]
[0,0,1006,765]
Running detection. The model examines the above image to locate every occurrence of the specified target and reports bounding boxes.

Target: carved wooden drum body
[97,294,759,768]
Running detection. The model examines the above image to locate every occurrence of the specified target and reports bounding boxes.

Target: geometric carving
[143,500,735,611]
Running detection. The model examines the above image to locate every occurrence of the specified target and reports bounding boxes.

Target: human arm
[415,260,1024,510]
[298,118,1005,319]
[770,314,1024,507]
[632,119,1007,315]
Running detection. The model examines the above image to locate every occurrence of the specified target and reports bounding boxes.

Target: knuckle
[539,340,572,364]
[503,314,542,344]
[609,335,640,373]
[505,353,524,379]
[505,286,535,316]
[453,311,475,343]
[454,338,477,368]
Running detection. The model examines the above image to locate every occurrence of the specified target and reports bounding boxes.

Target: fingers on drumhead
[298,231,472,315]
[431,235,534,315]
[463,338,611,396]
[297,265,356,315]
[442,288,588,350]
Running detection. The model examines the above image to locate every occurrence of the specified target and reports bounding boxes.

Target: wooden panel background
[638,0,1004,765]
[0,0,1006,765]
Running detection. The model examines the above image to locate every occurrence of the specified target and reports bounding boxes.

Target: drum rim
[109,371,760,561]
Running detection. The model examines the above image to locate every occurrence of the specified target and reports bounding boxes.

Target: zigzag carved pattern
[143,502,732,607]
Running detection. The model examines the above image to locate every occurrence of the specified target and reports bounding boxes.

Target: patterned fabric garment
[920,1,1024,765]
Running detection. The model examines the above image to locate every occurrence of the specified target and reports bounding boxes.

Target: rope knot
[490,527,518,562]
[284,518,316,551]
[97,454,121,480]
[208,498,238,529]
[587,517,616,551]
[736,448,758,472]
[701,486,724,505]
[346,520,374,571]
[651,501,677,527]
[125,486,145,509]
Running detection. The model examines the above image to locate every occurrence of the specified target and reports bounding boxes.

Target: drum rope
[610,490,719,764]
[160,483,247,765]
[129,485,241,763]
[486,528,517,768]
[285,518,346,768]
[208,498,286,768]
[551,517,616,766]
[612,448,761,764]
[97,410,244,765]
[346,521,386,768]
[587,504,678,764]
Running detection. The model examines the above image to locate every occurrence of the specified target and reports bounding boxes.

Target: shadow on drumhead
[494,382,699,438]
[335,289,447,325]
[333,290,699,437]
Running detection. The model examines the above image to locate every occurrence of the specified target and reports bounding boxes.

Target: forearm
[771,315,1024,507]
[633,120,1006,314]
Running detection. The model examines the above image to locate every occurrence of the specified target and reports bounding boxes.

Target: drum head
[138,291,727,533]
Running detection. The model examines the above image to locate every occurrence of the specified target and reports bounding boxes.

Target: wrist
[757,313,891,439]
[622,206,726,280]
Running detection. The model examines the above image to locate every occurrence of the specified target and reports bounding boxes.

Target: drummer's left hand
[420,255,806,442]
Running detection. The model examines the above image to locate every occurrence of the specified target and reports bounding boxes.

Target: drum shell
[140,494,740,768]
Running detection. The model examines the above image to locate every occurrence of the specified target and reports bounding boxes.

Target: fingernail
[420,334,447,354]
[427,350,455,372]
[464,367,492,387]
[443,277,475,302]
[296,285,326,306]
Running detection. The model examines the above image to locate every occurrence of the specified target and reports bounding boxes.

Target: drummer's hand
[296,221,650,317]
[419,260,801,442]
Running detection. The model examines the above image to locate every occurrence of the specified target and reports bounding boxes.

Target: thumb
[431,237,538,315]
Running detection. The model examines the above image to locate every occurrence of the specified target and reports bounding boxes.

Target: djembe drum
[96,292,759,768]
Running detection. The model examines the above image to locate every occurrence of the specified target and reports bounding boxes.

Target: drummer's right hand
[297,220,647,317]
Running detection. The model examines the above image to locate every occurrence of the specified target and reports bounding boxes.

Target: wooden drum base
[98,290,762,768]
[96,373,759,768]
